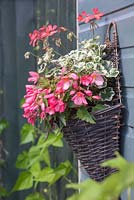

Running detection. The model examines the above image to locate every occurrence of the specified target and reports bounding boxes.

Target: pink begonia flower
[29,30,40,47]
[70,90,76,96]
[56,76,71,93]
[69,73,79,80]
[28,71,39,84]
[22,86,51,125]
[61,67,66,75]
[84,90,92,96]
[72,91,88,106]
[46,106,56,115]
[92,95,101,100]
[72,81,79,89]
[80,75,93,86]
[22,85,39,125]
[55,99,66,113]
[91,72,104,86]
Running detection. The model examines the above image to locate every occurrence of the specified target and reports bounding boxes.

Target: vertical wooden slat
[0,1,19,200]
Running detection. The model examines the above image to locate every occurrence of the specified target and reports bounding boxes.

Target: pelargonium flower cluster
[78,8,104,23]
[29,24,66,47]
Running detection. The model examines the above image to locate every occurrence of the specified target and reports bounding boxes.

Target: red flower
[92,95,101,100]
[78,8,104,23]
[71,91,88,106]
[90,72,104,86]
[92,8,104,20]
[40,24,58,39]
[28,71,39,84]
[80,75,93,86]
[56,76,72,94]
[29,30,40,47]
[84,90,92,97]
[29,24,58,46]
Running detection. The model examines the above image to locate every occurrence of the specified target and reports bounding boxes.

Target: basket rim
[92,103,122,116]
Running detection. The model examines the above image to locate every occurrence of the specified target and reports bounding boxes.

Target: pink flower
[77,11,94,23]
[55,99,66,113]
[39,25,58,40]
[29,30,40,47]
[69,73,79,80]
[61,67,66,75]
[80,75,93,86]
[84,90,92,96]
[92,8,104,20]
[72,91,88,106]
[92,95,101,100]
[56,76,71,94]
[91,72,104,86]
[28,71,39,84]
[72,81,79,89]
[77,8,104,23]
[22,85,51,125]
[70,90,76,96]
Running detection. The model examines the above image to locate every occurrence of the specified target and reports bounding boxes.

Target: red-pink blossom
[39,25,58,40]
[72,81,79,89]
[92,8,104,20]
[29,30,40,47]
[70,90,76,96]
[71,91,88,106]
[80,75,93,86]
[92,95,101,100]
[69,73,79,80]
[84,90,92,96]
[28,71,39,84]
[56,76,71,94]
[22,86,51,125]
[78,8,104,23]
[55,99,66,113]
[91,72,104,86]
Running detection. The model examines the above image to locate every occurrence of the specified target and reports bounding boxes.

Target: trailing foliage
[12,124,72,199]
[67,153,134,200]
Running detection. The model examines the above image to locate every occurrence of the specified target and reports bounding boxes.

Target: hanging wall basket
[63,22,122,182]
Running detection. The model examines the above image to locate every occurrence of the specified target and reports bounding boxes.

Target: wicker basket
[63,22,122,182]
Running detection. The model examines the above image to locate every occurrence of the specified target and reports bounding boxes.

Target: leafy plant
[12,124,72,199]
[67,153,134,200]
[0,118,9,198]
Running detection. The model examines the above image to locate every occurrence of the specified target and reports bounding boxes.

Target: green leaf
[59,113,66,126]
[35,167,55,183]
[20,123,35,145]
[35,161,72,185]
[16,151,29,169]
[107,68,119,78]
[12,171,33,191]
[77,107,96,124]
[92,104,107,112]
[43,148,51,166]
[0,185,8,197]
[0,119,8,135]
[20,97,25,107]
[99,87,115,101]
[0,158,5,167]
[25,192,45,200]
[29,162,41,178]
[101,152,127,170]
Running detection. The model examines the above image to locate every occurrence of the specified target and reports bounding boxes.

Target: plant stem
[30,52,39,58]
[53,50,62,56]
[127,187,131,200]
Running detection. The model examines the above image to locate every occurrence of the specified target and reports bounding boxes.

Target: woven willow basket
[63,22,122,182]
